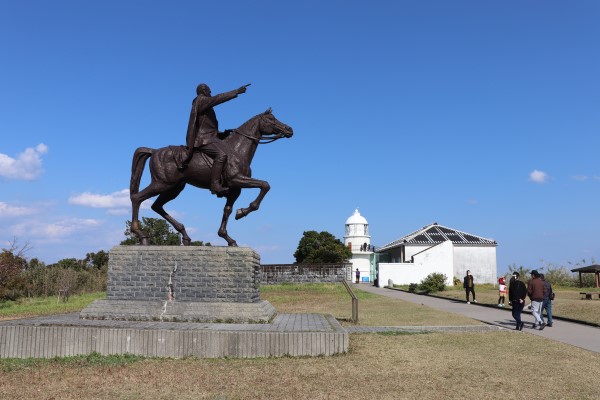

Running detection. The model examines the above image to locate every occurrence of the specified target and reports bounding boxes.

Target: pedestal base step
[80,299,276,323]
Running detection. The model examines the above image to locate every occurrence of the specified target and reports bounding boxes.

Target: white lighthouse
[343,209,372,283]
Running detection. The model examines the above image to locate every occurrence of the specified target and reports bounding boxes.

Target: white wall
[378,241,454,287]
[405,245,430,261]
[453,246,497,284]
[349,254,371,282]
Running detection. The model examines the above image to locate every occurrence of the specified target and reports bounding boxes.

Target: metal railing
[342,280,358,323]
[347,244,374,252]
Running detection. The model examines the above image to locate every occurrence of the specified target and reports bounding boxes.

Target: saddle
[170,145,214,170]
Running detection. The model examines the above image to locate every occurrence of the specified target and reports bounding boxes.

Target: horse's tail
[130,147,153,196]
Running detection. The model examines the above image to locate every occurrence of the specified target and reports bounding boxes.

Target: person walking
[463,270,477,304]
[509,272,527,330]
[498,277,507,307]
[540,273,554,327]
[527,270,546,330]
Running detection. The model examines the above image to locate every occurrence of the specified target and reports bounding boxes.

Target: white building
[343,209,373,283]
[375,222,497,287]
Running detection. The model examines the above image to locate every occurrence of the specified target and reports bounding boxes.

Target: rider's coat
[186,90,240,149]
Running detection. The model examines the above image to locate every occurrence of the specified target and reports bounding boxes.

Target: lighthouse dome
[346,209,368,225]
[344,209,370,239]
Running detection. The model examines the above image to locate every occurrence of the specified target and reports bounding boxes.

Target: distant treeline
[0,245,108,301]
[0,218,214,301]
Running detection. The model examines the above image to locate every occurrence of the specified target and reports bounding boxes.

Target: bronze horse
[129,108,293,246]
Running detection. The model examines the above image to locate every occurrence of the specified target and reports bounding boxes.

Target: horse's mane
[221,111,264,142]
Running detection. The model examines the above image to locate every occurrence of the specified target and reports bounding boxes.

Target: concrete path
[353,283,600,354]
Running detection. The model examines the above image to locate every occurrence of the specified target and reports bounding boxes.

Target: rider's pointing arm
[195,85,249,113]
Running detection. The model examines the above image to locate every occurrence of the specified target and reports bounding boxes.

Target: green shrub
[418,273,447,293]
[408,283,418,293]
[453,276,461,286]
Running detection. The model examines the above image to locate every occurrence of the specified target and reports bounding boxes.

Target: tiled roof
[376,222,497,252]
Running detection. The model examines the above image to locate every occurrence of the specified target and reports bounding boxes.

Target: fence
[260,263,352,285]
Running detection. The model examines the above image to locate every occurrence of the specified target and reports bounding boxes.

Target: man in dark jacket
[540,273,554,327]
[463,270,477,304]
[509,272,527,330]
[527,270,547,330]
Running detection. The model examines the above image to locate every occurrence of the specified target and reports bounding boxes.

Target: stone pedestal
[81,246,276,323]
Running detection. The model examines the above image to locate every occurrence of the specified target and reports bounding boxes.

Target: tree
[49,258,83,270]
[121,217,182,245]
[293,230,352,263]
[0,239,29,300]
[508,263,531,279]
[84,250,109,269]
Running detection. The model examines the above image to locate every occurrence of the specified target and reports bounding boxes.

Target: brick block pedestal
[81,246,276,323]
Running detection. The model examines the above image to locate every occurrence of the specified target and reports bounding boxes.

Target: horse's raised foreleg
[228,176,270,221]
[218,188,242,246]
[151,183,191,245]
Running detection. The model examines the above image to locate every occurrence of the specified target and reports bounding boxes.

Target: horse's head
[258,108,293,139]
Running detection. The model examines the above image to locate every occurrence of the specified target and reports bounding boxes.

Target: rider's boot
[210,157,229,197]
[178,146,193,170]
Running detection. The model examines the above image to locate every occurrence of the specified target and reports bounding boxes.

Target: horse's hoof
[182,239,191,246]
[140,238,149,245]
[228,241,238,247]
[235,209,245,220]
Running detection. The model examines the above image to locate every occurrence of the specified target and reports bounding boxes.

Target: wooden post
[342,280,359,324]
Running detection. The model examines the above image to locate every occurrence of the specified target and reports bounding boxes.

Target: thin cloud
[0,143,48,180]
[0,202,38,218]
[11,218,103,241]
[529,170,549,184]
[68,189,150,214]
[257,223,273,233]
[69,189,130,208]
[572,175,588,181]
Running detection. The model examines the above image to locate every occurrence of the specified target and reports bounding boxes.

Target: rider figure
[179,83,249,196]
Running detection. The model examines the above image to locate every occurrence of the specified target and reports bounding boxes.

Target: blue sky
[1,1,599,274]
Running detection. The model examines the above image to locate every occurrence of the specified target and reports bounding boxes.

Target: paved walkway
[352,283,600,354]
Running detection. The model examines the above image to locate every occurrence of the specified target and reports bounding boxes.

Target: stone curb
[346,325,505,333]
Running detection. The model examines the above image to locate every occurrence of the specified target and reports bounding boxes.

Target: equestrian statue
[129,83,293,246]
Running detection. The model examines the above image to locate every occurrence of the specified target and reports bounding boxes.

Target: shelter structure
[375,222,497,287]
[570,264,600,288]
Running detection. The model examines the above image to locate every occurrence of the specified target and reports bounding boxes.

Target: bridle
[231,117,290,144]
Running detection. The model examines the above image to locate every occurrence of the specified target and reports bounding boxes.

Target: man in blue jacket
[540,273,554,327]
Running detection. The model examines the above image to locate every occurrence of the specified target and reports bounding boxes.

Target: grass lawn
[424,285,600,325]
[0,292,105,321]
[261,283,482,326]
[1,284,599,399]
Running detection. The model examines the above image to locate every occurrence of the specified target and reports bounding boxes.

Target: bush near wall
[419,273,447,292]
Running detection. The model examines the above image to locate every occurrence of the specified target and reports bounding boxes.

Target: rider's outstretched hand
[237,83,251,94]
